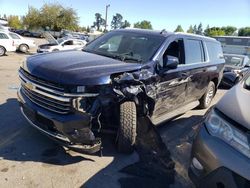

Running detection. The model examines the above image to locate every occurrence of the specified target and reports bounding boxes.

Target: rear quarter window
[206,41,223,61]
[0,33,9,39]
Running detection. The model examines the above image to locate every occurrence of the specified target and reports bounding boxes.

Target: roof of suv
[114,28,217,43]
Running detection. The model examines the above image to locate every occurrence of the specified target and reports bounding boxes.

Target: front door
[151,38,188,122]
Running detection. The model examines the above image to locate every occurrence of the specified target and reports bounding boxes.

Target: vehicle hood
[216,83,250,130]
[23,50,142,85]
[43,32,58,44]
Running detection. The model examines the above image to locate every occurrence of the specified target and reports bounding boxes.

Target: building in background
[214,36,250,58]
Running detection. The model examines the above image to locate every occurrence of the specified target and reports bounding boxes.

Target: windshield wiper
[119,55,142,63]
[82,49,142,63]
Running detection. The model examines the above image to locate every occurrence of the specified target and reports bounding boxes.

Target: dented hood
[23,50,142,85]
[216,83,250,130]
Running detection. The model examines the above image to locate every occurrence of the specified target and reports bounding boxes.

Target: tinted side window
[206,41,223,61]
[185,39,204,64]
[64,40,73,45]
[0,33,9,39]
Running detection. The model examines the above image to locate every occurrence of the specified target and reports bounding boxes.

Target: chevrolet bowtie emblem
[25,82,34,90]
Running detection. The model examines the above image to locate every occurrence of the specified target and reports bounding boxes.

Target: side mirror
[163,55,179,69]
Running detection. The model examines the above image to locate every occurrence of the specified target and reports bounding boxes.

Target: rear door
[182,38,209,103]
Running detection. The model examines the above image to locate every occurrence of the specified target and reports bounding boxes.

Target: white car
[0,32,16,56]
[37,32,87,53]
[0,31,36,53]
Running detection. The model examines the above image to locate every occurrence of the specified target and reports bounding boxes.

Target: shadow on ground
[0,98,94,166]
[0,98,198,187]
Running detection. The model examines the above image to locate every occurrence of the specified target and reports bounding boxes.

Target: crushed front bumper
[18,88,101,154]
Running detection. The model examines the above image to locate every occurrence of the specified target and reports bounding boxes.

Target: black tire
[19,44,29,53]
[0,46,6,56]
[52,49,59,52]
[199,81,215,109]
[117,101,137,153]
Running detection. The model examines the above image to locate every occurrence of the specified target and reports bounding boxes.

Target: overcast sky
[1,0,249,31]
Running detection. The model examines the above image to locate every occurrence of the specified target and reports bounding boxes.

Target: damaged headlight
[72,97,90,112]
[205,109,250,158]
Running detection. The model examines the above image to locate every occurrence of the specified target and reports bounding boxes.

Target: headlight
[72,97,90,112]
[205,109,250,158]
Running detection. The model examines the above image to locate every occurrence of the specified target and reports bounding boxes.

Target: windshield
[224,55,244,67]
[83,31,165,63]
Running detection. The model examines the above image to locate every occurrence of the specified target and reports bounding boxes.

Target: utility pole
[104,4,110,32]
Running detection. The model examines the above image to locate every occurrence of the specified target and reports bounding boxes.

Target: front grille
[19,70,72,114]
[19,68,64,92]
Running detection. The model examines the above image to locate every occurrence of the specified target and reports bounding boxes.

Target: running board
[151,101,200,125]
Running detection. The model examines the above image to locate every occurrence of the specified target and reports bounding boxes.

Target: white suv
[0,32,16,56]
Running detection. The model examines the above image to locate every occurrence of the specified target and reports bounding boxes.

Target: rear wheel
[0,46,6,56]
[199,81,215,109]
[19,44,28,53]
[117,101,137,153]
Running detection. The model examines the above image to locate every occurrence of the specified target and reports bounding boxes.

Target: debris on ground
[119,117,175,188]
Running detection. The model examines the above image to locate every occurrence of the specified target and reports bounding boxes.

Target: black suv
[17,29,225,153]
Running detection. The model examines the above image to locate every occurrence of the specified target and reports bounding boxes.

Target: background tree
[238,27,250,36]
[23,6,41,30]
[23,3,79,31]
[93,13,105,31]
[204,27,225,37]
[7,15,22,29]
[221,26,237,35]
[111,13,123,29]
[193,25,197,34]
[204,25,210,36]
[187,25,194,33]
[174,25,184,32]
[134,20,152,29]
[197,23,203,35]
[121,20,131,28]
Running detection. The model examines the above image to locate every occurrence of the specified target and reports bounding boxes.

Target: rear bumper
[17,88,101,154]
[189,125,250,187]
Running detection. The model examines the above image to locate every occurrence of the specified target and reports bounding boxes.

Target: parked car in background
[220,54,250,88]
[37,32,87,53]
[1,31,36,53]
[0,32,16,56]
[17,30,43,38]
[189,72,250,188]
[17,29,224,154]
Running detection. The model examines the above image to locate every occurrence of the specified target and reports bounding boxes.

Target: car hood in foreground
[216,83,250,130]
[23,50,142,85]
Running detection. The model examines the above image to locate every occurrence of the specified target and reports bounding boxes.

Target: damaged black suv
[18,29,225,153]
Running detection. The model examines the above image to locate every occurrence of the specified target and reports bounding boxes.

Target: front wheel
[199,81,215,109]
[117,101,137,154]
